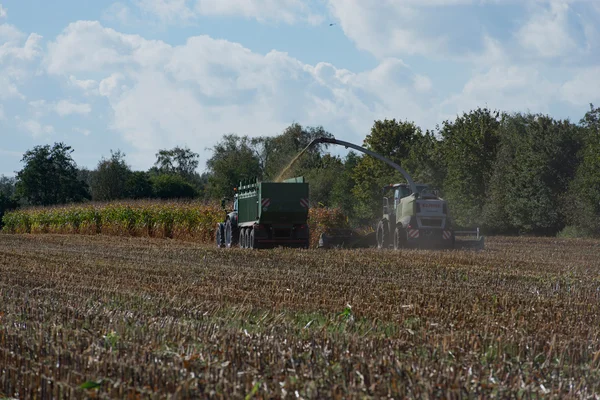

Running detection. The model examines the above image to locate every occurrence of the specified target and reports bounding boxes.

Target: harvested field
[1,234,600,398]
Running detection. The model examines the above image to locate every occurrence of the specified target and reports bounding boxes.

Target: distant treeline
[1,104,599,237]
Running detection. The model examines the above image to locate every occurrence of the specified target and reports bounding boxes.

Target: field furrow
[1,234,600,398]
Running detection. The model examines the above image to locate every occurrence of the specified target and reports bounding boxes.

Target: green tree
[304,154,345,207]
[483,113,582,235]
[0,176,18,228]
[154,146,200,181]
[15,143,90,206]
[564,104,600,235]
[126,171,154,199]
[439,108,501,227]
[405,129,445,190]
[77,168,94,195]
[351,119,423,220]
[152,174,196,199]
[205,134,262,200]
[252,123,333,180]
[91,150,132,201]
[330,151,360,219]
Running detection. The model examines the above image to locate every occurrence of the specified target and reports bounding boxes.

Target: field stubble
[1,234,600,398]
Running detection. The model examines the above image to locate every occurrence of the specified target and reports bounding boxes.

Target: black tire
[393,227,406,250]
[225,220,233,248]
[376,220,390,249]
[216,224,224,248]
[239,228,246,249]
[249,228,257,249]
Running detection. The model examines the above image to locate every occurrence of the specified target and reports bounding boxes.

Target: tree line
[1,104,599,237]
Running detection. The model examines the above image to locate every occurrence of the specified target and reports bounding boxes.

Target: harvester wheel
[225,220,233,248]
[393,227,406,250]
[216,224,224,248]
[376,220,389,249]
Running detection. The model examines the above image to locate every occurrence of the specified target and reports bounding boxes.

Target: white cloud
[0,104,4,120]
[517,0,577,58]
[0,74,23,99]
[194,0,323,25]
[74,127,91,136]
[42,18,600,171]
[44,21,437,167]
[0,4,6,19]
[55,100,92,116]
[45,21,163,74]
[18,118,54,137]
[414,75,433,93]
[326,0,465,59]
[0,32,43,61]
[441,66,559,117]
[69,75,98,92]
[28,100,48,118]
[0,24,43,103]
[114,0,324,26]
[134,0,196,22]
[326,0,597,63]
[99,72,124,97]
[561,67,600,106]
[103,2,138,26]
[27,99,92,117]
[0,23,22,43]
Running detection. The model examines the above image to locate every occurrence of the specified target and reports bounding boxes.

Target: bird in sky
[329,23,336,26]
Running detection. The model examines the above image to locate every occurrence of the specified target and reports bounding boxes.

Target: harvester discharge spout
[307,137,417,194]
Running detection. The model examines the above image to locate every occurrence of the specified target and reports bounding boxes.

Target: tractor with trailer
[216,176,310,249]
[304,137,484,250]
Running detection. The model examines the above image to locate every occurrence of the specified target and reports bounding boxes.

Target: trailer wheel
[376,220,389,249]
[225,220,233,248]
[249,228,257,249]
[239,228,246,249]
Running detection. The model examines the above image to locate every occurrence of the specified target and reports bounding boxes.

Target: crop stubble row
[1,234,600,398]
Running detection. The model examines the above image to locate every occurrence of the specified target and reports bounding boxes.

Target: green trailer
[216,177,310,249]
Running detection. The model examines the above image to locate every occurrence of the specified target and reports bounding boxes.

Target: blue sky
[1,0,599,176]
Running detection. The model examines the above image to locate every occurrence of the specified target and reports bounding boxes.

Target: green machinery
[216,177,310,249]
[306,137,485,250]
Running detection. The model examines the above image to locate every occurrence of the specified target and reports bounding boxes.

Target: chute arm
[309,137,417,194]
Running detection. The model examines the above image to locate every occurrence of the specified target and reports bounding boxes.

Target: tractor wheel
[393,227,406,250]
[249,228,257,249]
[225,220,233,248]
[376,220,390,249]
[216,224,224,248]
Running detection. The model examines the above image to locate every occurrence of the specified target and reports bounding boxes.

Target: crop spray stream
[274,142,313,182]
